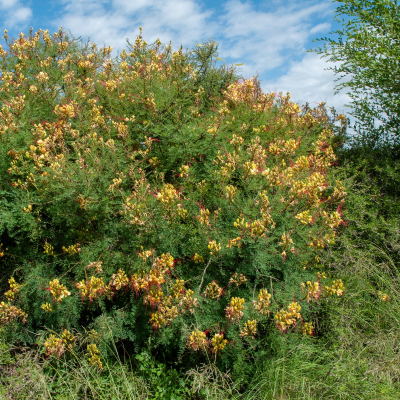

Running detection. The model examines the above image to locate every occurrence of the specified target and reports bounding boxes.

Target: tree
[311,0,400,148]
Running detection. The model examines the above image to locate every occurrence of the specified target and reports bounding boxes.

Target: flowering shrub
[0,28,346,370]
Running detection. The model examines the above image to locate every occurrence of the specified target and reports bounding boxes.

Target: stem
[198,257,212,294]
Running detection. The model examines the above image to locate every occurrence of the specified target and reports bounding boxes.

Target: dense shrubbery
[0,27,348,379]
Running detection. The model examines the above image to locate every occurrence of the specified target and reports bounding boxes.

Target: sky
[0,0,353,117]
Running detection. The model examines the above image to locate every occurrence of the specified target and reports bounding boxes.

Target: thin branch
[198,257,212,294]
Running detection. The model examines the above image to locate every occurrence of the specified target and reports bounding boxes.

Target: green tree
[311,0,400,148]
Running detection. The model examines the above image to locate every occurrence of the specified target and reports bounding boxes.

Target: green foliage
[311,0,400,147]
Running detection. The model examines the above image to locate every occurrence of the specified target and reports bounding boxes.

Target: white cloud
[57,0,214,52]
[217,0,333,78]
[0,0,19,8]
[262,52,352,114]
[310,22,331,34]
[0,0,32,29]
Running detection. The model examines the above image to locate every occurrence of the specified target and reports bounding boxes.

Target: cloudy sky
[0,0,353,116]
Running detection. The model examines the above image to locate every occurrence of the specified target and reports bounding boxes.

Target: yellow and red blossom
[188,329,208,351]
[156,183,178,206]
[295,210,312,225]
[301,281,321,302]
[53,102,76,120]
[41,302,53,312]
[224,184,237,201]
[171,279,185,298]
[325,279,345,296]
[302,322,314,336]
[4,277,22,301]
[138,248,153,260]
[208,240,221,256]
[109,269,129,291]
[48,279,71,303]
[178,164,189,178]
[240,319,257,338]
[61,329,76,351]
[275,302,301,333]
[226,297,245,321]
[153,253,174,274]
[44,334,65,357]
[204,281,224,299]
[178,289,199,313]
[253,288,272,315]
[197,208,210,225]
[86,261,103,273]
[322,211,343,229]
[76,276,106,301]
[227,236,242,248]
[150,304,178,329]
[0,301,27,324]
[211,333,228,354]
[193,253,204,263]
[229,273,247,287]
[143,286,164,308]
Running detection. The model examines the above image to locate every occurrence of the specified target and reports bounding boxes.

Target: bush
[0,28,346,376]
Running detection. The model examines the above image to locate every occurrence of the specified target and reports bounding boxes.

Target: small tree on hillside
[311,0,400,148]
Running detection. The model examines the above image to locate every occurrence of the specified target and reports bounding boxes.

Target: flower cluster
[44,335,65,358]
[4,277,22,301]
[187,331,228,355]
[187,329,208,351]
[302,281,321,302]
[0,301,27,324]
[76,277,108,302]
[325,279,345,296]
[302,322,314,336]
[48,279,71,303]
[275,302,302,333]
[208,240,221,256]
[253,289,272,315]
[156,183,178,206]
[41,302,53,312]
[229,273,247,287]
[226,297,245,322]
[211,333,228,354]
[204,281,224,299]
[86,343,102,370]
[240,320,257,338]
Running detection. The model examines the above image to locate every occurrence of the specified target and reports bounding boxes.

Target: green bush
[0,28,346,376]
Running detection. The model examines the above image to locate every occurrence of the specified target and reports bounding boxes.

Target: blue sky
[0,0,352,116]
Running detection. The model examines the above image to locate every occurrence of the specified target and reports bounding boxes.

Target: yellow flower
[253,288,272,315]
[48,279,71,303]
[275,302,301,333]
[211,333,227,354]
[226,297,245,321]
[188,329,208,351]
[302,322,314,336]
[44,334,64,357]
[240,320,257,338]
[208,240,221,256]
[193,253,204,263]
[86,343,102,370]
[204,281,224,299]
[295,210,312,224]
[41,302,53,312]
[324,279,345,296]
